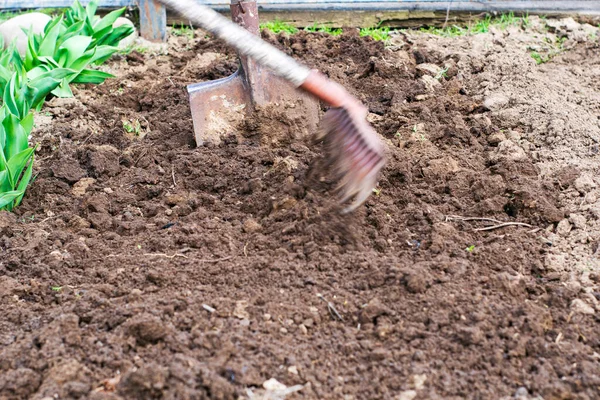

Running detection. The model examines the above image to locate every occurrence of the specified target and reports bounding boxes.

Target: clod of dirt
[553,166,580,188]
[0,368,42,399]
[51,157,87,183]
[242,218,262,233]
[571,299,595,315]
[126,314,168,345]
[83,145,121,178]
[0,211,16,234]
[574,174,596,194]
[117,363,168,399]
[488,140,527,163]
[456,326,484,346]
[556,219,572,237]
[359,298,391,324]
[415,63,444,77]
[487,131,507,146]
[569,214,587,229]
[72,178,96,198]
[404,271,430,294]
[483,93,510,111]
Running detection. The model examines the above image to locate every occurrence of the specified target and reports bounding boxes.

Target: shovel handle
[157,0,361,110]
[157,0,311,86]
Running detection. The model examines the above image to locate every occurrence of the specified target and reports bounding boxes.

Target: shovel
[159,0,386,213]
[187,0,319,146]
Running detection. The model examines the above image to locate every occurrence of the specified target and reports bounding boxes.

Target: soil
[2,17,600,400]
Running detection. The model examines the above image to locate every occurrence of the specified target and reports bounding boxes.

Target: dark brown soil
[1,27,599,400]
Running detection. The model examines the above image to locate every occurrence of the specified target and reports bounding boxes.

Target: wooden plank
[1,1,598,12]
[138,0,166,41]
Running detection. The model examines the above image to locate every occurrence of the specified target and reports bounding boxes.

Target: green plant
[24,16,119,97]
[122,119,141,135]
[434,67,449,80]
[171,23,194,39]
[466,245,475,252]
[359,25,390,42]
[421,12,530,38]
[530,51,547,64]
[260,20,298,34]
[304,23,342,36]
[0,1,133,212]
[0,68,66,211]
[64,0,134,48]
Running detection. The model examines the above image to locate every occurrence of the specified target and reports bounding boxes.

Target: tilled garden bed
[1,17,600,399]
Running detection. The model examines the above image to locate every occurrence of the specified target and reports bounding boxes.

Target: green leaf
[89,45,118,65]
[94,7,126,32]
[3,74,20,118]
[7,147,34,187]
[57,36,93,67]
[28,68,74,107]
[0,170,11,193]
[14,154,34,207]
[57,20,86,48]
[38,16,63,57]
[24,29,40,70]
[0,190,22,211]
[51,79,74,98]
[20,113,34,134]
[86,0,99,24]
[3,114,29,160]
[96,25,134,48]
[72,69,113,84]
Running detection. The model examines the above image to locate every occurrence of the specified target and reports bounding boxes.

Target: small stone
[302,318,314,328]
[233,300,250,320]
[263,313,272,321]
[103,187,114,194]
[287,366,299,375]
[263,378,287,391]
[514,386,529,399]
[571,299,595,315]
[298,324,308,335]
[556,219,572,237]
[242,218,262,233]
[130,288,142,297]
[396,390,417,400]
[280,327,288,334]
[413,374,427,390]
[240,319,250,327]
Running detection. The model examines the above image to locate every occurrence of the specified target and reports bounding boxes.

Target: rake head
[317,106,386,213]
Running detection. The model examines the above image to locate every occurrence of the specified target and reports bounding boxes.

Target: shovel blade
[187,70,250,146]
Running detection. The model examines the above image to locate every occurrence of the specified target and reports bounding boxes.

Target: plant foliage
[0,1,133,211]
